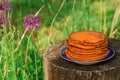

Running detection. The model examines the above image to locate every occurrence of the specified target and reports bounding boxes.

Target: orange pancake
[65,30,109,61]
[65,49,109,61]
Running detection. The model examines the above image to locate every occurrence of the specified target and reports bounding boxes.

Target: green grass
[0,0,120,80]
[0,26,43,80]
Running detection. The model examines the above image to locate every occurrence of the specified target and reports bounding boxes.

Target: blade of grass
[109,6,120,38]
[103,2,107,34]
[99,0,103,32]
[49,0,66,34]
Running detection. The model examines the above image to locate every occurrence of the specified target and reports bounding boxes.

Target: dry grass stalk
[109,6,120,38]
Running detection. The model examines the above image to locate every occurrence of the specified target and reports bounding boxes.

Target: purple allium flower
[0,0,11,13]
[0,0,11,27]
[0,16,3,26]
[3,0,11,12]
[22,14,41,30]
[0,15,10,27]
[0,8,4,15]
[0,3,5,15]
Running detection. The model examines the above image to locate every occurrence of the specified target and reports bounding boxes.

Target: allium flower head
[0,15,10,27]
[22,14,41,30]
[0,16,3,26]
[0,0,10,27]
[0,0,11,13]
[0,6,4,15]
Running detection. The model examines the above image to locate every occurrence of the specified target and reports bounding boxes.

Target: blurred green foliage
[0,0,120,80]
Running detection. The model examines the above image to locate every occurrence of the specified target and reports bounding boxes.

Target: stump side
[44,38,120,80]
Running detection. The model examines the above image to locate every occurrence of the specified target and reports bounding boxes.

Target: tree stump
[44,38,120,80]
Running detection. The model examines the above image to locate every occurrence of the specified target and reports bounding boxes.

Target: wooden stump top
[44,38,120,72]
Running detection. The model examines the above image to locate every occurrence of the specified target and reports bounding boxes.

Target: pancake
[65,30,109,61]
[65,49,109,61]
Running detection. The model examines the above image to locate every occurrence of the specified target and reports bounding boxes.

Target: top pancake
[69,30,106,44]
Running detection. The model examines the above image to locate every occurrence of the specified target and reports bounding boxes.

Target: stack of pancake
[65,30,109,61]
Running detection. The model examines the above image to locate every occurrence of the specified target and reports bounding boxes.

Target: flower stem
[13,30,27,53]
[35,5,46,16]
[26,30,34,50]
[50,0,66,29]
[25,30,34,71]
[49,0,66,42]
[34,49,38,80]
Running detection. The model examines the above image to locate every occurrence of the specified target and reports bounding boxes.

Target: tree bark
[44,38,120,80]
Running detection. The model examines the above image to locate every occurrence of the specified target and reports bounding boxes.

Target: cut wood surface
[44,38,120,80]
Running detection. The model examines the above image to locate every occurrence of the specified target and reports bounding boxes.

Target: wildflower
[22,14,40,30]
[0,0,11,13]
[0,16,2,26]
[0,15,9,27]
[0,5,4,15]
